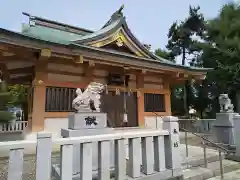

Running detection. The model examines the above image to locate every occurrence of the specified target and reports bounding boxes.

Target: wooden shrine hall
[0,6,208,134]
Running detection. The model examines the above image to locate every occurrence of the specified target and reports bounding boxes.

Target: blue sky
[0,0,233,51]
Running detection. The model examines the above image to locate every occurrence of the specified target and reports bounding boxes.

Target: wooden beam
[10,75,33,84]
[83,62,94,83]
[9,66,34,74]
[34,49,51,84]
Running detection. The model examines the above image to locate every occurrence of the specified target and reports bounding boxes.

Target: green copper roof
[0,9,210,73]
[72,18,122,42]
[21,24,83,44]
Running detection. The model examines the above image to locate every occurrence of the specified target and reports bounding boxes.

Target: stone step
[206,169,240,180]
[183,159,240,180]
[181,153,224,169]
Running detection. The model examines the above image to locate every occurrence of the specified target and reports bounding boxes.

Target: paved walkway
[208,169,240,179]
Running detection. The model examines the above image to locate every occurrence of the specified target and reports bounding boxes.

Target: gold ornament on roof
[116,38,124,47]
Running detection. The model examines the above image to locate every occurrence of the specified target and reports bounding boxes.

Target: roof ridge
[22,12,94,33]
[102,4,125,28]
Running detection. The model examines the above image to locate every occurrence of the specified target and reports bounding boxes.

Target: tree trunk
[182,48,189,116]
[235,91,240,113]
[182,47,186,66]
[183,82,189,117]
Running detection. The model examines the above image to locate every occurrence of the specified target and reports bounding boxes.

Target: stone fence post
[36,132,52,180]
[162,116,182,177]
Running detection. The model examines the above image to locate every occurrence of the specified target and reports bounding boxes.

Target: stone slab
[68,112,107,129]
[207,169,240,180]
[52,164,182,180]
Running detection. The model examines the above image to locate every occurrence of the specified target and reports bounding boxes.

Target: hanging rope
[105,84,108,94]
[123,75,128,124]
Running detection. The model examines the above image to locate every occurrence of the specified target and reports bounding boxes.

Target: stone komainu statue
[219,94,234,113]
[72,82,105,112]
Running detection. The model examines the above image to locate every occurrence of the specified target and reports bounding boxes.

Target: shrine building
[0,6,208,135]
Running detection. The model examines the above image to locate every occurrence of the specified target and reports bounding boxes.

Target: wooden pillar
[31,83,46,131]
[136,73,144,127]
[83,61,94,84]
[30,49,50,132]
[164,80,172,115]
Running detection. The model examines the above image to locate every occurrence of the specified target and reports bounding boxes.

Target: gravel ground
[0,153,60,180]
[0,134,212,180]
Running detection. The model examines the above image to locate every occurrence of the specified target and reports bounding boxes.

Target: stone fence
[0,116,182,180]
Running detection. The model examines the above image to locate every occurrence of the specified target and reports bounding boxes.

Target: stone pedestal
[232,115,240,157]
[68,112,107,130]
[58,112,114,176]
[213,113,238,146]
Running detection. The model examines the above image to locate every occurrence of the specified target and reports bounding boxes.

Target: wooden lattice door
[100,91,138,127]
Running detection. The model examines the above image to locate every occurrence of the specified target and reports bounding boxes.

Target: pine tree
[166,6,205,116]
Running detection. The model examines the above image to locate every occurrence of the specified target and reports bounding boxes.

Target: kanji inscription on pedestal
[85,116,98,126]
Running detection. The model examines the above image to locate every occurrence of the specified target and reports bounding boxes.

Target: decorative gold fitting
[128,88,132,96]
[116,88,120,95]
[76,55,84,64]
[89,60,95,67]
[141,69,147,74]
[40,49,51,58]
[38,80,43,84]
[137,90,141,98]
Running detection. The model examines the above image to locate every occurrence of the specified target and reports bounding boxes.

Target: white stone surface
[44,118,68,137]
[144,116,163,129]
[68,112,107,130]
[233,114,240,157]
[219,94,234,113]
[72,82,105,112]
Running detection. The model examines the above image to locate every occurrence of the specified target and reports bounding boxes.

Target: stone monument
[68,82,107,130]
[213,94,238,148]
[52,82,115,178]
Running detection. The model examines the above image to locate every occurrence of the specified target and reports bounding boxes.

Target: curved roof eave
[0,27,211,74]
[72,16,179,64]
[70,43,212,73]
[72,18,124,44]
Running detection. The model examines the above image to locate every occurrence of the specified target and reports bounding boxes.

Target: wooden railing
[0,126,182,180]
[0,121,28,133]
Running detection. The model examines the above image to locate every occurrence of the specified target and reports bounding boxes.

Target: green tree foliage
[195,3,240,113]
[166,6,205,66]
[154,48,175,62]
[0,81,14,122]
[156,3,240,117]
[8,85,28,121]
[165,6,205,116]
[202,4,240,91]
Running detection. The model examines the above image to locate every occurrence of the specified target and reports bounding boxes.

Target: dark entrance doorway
[101,91,138,127]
